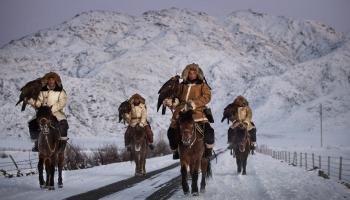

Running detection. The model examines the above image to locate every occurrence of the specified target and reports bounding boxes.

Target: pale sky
[1,0,349,47]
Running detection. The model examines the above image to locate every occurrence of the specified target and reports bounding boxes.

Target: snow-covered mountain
[0,8,349,150]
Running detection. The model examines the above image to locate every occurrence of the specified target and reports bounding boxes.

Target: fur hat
[233,95,249,107]
[42,72,62,87]
[181,63,204,81]
[129,93,145,104]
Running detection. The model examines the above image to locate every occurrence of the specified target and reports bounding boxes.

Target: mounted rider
[227,95,257,149]
[124,93,154,150]
[27,72,69,152]
[164,63,215,159]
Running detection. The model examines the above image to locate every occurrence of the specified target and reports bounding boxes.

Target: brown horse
[230,121,251,175]
[36,106,65,190]
[129,125,148,176]
[178,110,211,196]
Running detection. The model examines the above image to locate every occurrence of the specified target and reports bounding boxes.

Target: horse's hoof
[200,188,206,193]
[183,191,190,195]
[135,172,142,177]
[58,184,63,188]
[40,185,45,189]
[242,172,247,175]
[48,186,55,190]
[192,192,199,196]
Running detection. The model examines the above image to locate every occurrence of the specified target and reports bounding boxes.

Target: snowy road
[1,152,349,200]
[169,152,349,200]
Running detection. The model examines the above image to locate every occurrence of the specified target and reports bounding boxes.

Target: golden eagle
[221,103,237,124]
[16,78,45,111]
[157,75,181,115]
[118,100,131,123]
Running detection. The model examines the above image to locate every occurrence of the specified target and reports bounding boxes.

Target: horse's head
[36,106,59,155]
[234,121,250,153]
[36,106,57,135]
[179,110,195,146]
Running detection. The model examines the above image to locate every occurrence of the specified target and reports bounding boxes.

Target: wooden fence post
[288,152,290,164]
[305,153,307,170]
[339,157,342,180]
[9,155,19,171]
[29,152,32,169]
[327,156,330,176]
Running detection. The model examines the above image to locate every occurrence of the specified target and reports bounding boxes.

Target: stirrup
[204,148,212,158]
[172,150,179,160]
[32,146,39,152]
[32,140,38,152]
[148,144,154,150]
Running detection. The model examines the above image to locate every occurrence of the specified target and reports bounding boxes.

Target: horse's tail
[206,159,212,178]
[129,150,134,163]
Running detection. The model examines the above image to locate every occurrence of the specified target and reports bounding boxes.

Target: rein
[188,123,204,149]
[39,117,59,155]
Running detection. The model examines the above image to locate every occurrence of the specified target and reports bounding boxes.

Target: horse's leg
[236,154,242,174]
[57,152,64,188]
[242,157,247,175]
[142,151,146,176]
[45,159,50,188]
[181,164,189,195]
[134,152,138,176]
[242,153,248,175]
[38,156,45,188]
[135,152,142,176]
[190,160,200,196]
[48,157,55,190]
[45,156,55,190]
[200,158,208,193]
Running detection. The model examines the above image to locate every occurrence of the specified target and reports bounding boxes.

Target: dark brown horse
[36,106,65,190]
[230,121,251,175]
[178,110,211,196]
[129,125,148,176]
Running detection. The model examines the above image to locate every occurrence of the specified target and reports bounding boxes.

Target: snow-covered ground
[1,151,349,200]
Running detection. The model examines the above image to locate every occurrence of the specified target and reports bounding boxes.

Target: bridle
[181,122,204,149]
[38,117,57,154]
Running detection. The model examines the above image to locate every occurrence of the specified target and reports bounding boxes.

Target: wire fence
[256,145,350,188]
[0,139,172,179]
[0,153,38,178]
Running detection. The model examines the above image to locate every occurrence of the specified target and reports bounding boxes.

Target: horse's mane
[179,110,194,123]
[36,106,58,123]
